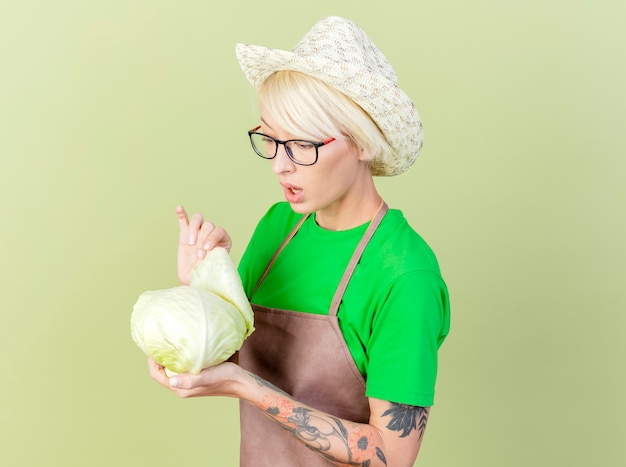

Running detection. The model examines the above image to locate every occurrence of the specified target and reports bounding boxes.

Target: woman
[149,16,450,467]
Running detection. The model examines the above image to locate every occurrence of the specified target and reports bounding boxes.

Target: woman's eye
[295,142,314,150]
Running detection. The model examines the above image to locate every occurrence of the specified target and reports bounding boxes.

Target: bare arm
[246,373,428,467]
[148,359,429,466]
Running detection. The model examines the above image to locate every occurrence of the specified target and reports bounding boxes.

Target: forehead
[259,110,301,139]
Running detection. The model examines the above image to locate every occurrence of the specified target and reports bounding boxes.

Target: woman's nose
[271,144,296,174]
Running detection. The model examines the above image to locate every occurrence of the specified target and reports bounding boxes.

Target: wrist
[237,371,291,408]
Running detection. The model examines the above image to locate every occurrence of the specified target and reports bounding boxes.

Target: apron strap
[329,201,388,317]
[250,213,310,300]
[250,201,389,309]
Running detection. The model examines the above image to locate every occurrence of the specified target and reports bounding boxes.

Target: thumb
[169,373,197,389]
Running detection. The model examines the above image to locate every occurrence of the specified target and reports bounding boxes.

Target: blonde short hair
[257,70,393,168]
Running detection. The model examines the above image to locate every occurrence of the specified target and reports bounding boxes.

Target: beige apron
[238,203,389,466]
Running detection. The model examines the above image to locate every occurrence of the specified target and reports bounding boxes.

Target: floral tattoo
[381,403,429,439]
[252,374,387,466]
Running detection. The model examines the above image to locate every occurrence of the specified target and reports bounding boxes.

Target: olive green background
[1,0,624,466]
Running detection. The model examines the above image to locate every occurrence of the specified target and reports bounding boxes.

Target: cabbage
[130,247,254,375]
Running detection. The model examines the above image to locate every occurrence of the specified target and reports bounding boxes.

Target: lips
[281,182,304,203]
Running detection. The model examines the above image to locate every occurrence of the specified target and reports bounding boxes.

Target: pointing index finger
[176,205,190,242]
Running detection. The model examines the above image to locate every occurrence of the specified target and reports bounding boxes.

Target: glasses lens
[249,133,319,165]
[250,133,276,159]
[285,141,318,165]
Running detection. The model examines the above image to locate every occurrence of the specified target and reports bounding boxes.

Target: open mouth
[282,183,304,203]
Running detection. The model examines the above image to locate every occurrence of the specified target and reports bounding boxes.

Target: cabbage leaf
[131,248,254,374]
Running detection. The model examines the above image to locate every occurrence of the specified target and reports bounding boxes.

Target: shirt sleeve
[365,271,450,407]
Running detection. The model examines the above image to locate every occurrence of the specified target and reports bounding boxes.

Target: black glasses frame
[248,126,336,166]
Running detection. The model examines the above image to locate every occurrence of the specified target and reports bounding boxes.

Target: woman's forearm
[242,372,388,466]
[153,360,427,466]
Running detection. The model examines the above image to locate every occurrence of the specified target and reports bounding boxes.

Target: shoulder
[367,208,443,277]
[257,202,304,231]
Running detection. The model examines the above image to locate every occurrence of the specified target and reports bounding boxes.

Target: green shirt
[238,202,450,407]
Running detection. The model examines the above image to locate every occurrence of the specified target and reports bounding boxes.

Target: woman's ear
[344,134,372,162]
[357,146,373,162]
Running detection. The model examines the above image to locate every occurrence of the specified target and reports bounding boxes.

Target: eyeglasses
[248,126,336,166]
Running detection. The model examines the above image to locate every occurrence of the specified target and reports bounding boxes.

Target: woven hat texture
[235,16,423,176]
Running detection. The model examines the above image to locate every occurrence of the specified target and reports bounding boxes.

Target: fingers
[169,366,220,391]
[198,222,232,250]
[206,226,232,251]
[148,358,192,390]
[187,212,206,246]
[176,205,190,244]
[169,373,192,389]
[177,205,232,255]
[196,228,233,258]
[147,358,169,386]
[147,360,242,399]
[147,358,195,397]
[176,206,213,247]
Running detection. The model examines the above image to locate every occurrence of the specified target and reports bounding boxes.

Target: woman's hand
[176,205,232,285]
[148,358,245,399]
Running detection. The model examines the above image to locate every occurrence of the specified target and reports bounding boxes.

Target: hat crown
[291,16,398,84]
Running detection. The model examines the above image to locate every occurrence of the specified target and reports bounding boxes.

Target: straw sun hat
[235,16,423,176]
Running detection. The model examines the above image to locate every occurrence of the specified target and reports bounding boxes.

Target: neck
[315,190,383,231]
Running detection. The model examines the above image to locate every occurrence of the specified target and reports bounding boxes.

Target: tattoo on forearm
[382,403,429,439]
[255,382,387,465]
[249,373,290,396]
